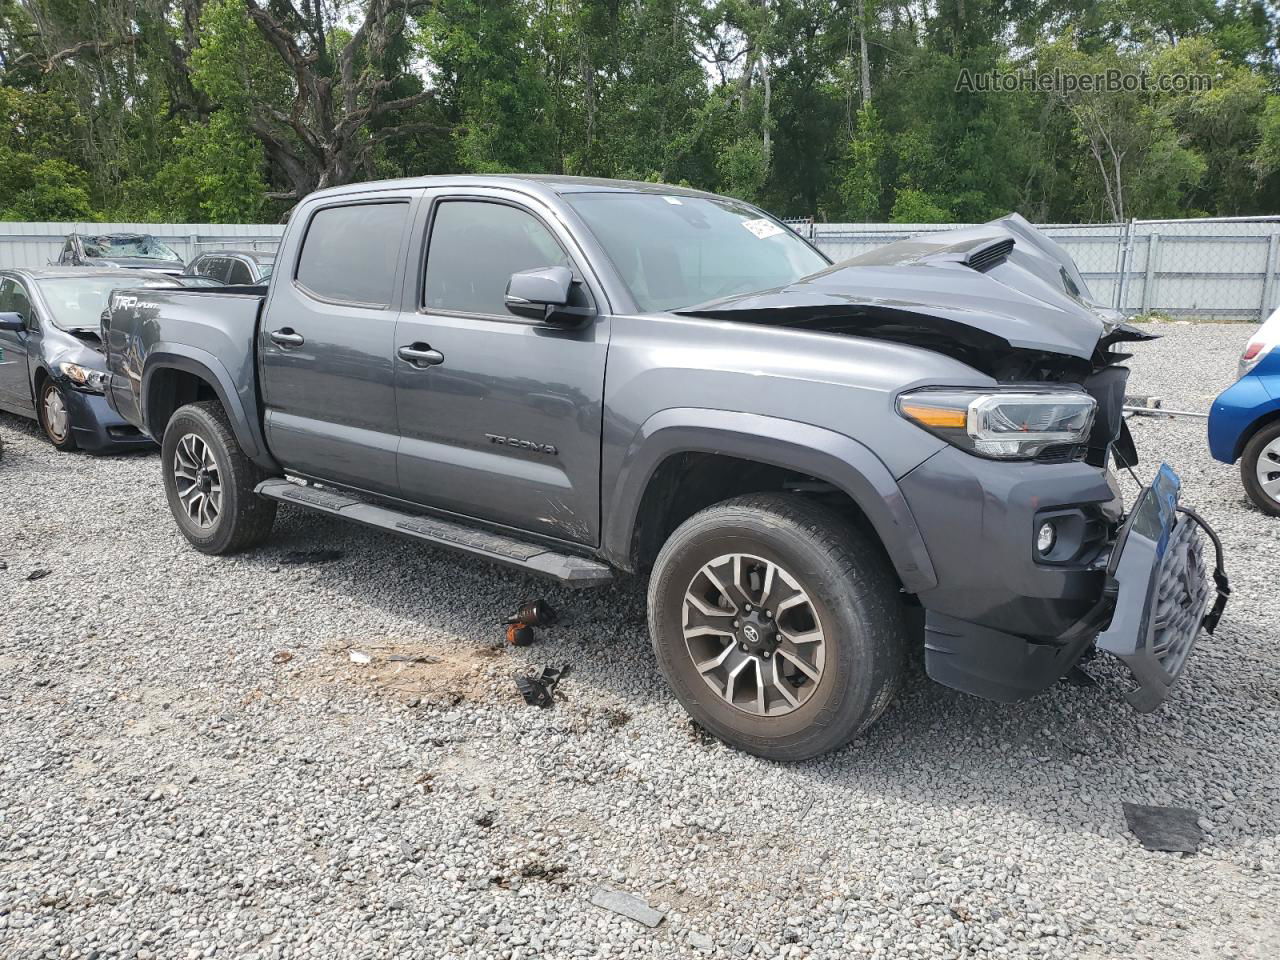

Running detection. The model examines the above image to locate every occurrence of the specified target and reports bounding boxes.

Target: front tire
[647,493,905,761]
[161,400,276,554]
[1241,420,1280,517]
[38,380,78,452]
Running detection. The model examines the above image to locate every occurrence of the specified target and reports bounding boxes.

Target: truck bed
[103,287,266,436]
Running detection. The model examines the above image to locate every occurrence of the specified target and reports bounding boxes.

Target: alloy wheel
[173,433,222,528]
[681,553,827,717]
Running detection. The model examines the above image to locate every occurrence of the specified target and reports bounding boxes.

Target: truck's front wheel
[648,493,905,761]
[161,401,276,555]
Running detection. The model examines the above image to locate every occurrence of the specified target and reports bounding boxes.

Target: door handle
[397,344,445,366]
[270,328,304,347]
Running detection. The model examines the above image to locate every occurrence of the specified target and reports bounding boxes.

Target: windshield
[36,276,176,331]
[566,192,827,312]
[257,261,274,280]
[82,234,181,262]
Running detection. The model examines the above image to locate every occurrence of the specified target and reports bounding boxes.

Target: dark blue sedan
[1208,309,1280,514]
[0,267,180,452]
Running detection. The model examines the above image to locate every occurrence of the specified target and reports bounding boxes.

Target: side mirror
[0,312,25,332]
[505,266,594,325]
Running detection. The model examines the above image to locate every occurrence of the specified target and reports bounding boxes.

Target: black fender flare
[141,346,277,471]
[602,408,938,593]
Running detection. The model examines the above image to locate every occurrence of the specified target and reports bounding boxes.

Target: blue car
[1208,308,1280,515]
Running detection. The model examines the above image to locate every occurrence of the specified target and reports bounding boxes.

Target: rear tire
[647,493,905,761]
[1241,420,1280,517]
[161,400,276,554]
[38,380,78,452]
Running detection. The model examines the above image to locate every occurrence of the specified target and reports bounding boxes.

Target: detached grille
[1151,517,1211,673]
[965,238,1015,273]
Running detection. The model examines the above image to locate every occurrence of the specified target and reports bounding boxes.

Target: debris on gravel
[1123,802,1204,853]
[590,887,668,928]
[1,322,1277,959]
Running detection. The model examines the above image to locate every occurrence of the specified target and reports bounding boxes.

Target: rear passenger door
[392,190,609,545]
[259,192,416,495]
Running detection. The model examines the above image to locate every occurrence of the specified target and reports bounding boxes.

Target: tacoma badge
[485,433,558,456]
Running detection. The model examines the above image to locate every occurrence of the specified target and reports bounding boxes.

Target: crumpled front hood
[678,214,1144,368]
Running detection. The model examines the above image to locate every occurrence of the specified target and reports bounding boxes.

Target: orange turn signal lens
[900,403,967,429]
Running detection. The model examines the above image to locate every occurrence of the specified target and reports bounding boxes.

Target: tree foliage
[0,0,1276,223]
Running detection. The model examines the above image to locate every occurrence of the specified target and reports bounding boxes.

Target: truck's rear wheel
[161,400,276,554]
[648,493,905,761]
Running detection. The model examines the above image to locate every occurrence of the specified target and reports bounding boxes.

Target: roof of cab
[302,173,724,204]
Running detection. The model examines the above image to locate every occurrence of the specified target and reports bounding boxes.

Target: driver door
[393,191,610,545]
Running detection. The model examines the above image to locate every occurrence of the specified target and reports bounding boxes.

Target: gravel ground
[1,322,1277,960]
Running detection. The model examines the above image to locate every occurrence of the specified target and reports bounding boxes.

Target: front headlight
[58,361,109,394]
[898,388,1096,460]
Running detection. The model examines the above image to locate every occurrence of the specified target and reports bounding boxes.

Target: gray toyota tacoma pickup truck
[102,175,1228,760]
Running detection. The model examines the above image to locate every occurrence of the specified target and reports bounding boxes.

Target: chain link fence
[3,216,1277,322]
[796,217,1280,322]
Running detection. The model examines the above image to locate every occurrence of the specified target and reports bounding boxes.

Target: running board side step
[255,478,613,587]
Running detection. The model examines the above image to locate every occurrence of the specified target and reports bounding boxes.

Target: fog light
[1036,521,1057,555]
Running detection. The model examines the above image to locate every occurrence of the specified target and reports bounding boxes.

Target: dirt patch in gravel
[314,641,507,706]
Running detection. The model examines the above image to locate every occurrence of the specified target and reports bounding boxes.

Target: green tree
[0,86,97,220]
[838,102,887,220]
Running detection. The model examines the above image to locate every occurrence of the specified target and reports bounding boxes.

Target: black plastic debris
[515,664,570,708]
[279,549,344,565]
[26,569,51,581]
[505,598,558,627]
[1060,665,1097,687]
[1123,802,1203,853]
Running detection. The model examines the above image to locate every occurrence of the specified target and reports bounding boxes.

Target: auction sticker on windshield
[742,218,785,240]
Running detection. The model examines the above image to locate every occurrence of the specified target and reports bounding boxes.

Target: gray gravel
[2,321,1278,960]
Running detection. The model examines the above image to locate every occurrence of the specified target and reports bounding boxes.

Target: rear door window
[227,259,253,285]
[201,257,229,282]
[295,202,409,307]
[423,200,570,317]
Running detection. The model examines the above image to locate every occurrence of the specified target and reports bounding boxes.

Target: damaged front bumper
[1094,464,1229,712]
[907,453,1227,711]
